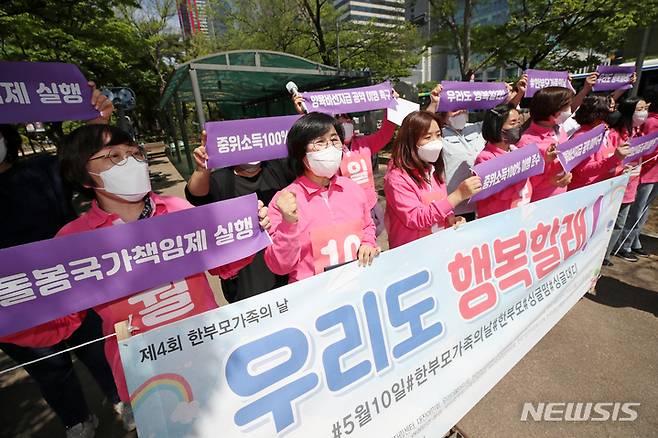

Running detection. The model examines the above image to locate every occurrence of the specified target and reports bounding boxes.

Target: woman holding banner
[264,112,380,282]
[568,95,630,193]
[0,88,133,438]
[293,93,397,235]
[474,104,533,217]
[622,92,658,259]
[425,76,527,221]
[383,111,482,248]
[608,96,650,262]
[55,124,270,416]
[516,86,574,201]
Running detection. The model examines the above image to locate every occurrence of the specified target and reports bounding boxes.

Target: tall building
[404,0,446,86]
[403,0,518,86]
[334,0,406,27]
[443,0,518,81]
[177,0,209,38]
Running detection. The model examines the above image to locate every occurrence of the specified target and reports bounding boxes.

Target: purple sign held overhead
[469,143,545,203]
[437,81,509,112]
[204,114,301,169]
[301,81,396,114]
[556,124,606,172]
[525,69,572,98]
[623,130,658,165]
[593,65,635,92]
[0,194,271,338]
[0,61,99,124]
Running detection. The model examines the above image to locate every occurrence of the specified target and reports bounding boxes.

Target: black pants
[0,310,119,427]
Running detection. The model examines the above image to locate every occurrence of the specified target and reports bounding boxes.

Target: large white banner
[118,174,629,438]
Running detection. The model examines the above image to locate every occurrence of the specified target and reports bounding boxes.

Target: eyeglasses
[308,137,342,152]
[88,146,147,166]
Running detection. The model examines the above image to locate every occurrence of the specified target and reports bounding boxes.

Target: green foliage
[200,0,424,81]
[0,0,182,136]
[430,0,658,75]
[416,80,438,93]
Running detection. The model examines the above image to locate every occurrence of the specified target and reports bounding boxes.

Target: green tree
[428,0,479,80]
[203,0,423,81]
[474,0,658,71]
[0,0,186,138]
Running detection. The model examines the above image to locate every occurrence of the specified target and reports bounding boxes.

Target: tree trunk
[461,0,473,80]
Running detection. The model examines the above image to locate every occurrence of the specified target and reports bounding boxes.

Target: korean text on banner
[301,82,396,114]
[119,174,629,438]
[437,81,509,112]
[204,115,301,169]
[525,69,573,98]
[0,194,271,337]
[0,61,99,123]
[556,124,606,172]
[623,130,658,165]
[470,143,545,203]
[593,66,635,92]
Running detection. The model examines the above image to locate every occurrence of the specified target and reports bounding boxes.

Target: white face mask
[417,139,443,163]
[306,146,343,178]
[556,109,572,125]
[633,111,648,127]
[448,112,468,130]
[0,134,6,164]
[342,122,354,142]
[90,156,151,202]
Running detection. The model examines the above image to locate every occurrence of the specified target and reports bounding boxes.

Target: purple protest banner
[0,194,271,337]
[623,130,658,165]
[469,143,545,203]
[0,61,100,124]
[592,65,635,92]
[556,124,606,172]
[437,81,509,111]
[204,114,301,169]
[525,69,573,98]
[301,81,395,114]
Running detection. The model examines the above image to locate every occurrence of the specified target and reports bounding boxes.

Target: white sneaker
[113,401,137,431]
[65,415,98,438]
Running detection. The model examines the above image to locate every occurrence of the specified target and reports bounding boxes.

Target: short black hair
[529,86,574,122]
[482,104,516,143]
[287,112,344,176]
[0,124,22,164]
[59,124,136,196]
[574,95,611,125]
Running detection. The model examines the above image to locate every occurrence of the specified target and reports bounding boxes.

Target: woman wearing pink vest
[265,112,380,282]
[55,125,268,414]
[384,111,481,248]
[475,104,533,218]
[293,92,398,235]
[516,87,574,201]
[612,96,654,261]
[568,95,630,191]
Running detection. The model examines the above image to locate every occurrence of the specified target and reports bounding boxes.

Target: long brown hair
[391,111,445,187]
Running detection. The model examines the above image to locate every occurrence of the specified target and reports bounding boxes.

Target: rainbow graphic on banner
[130,373,193,411]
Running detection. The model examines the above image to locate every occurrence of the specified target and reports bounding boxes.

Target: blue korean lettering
[226,327,319,432]
[316,305,371,392]
[385,270,444,358]
[362,291,389,372]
